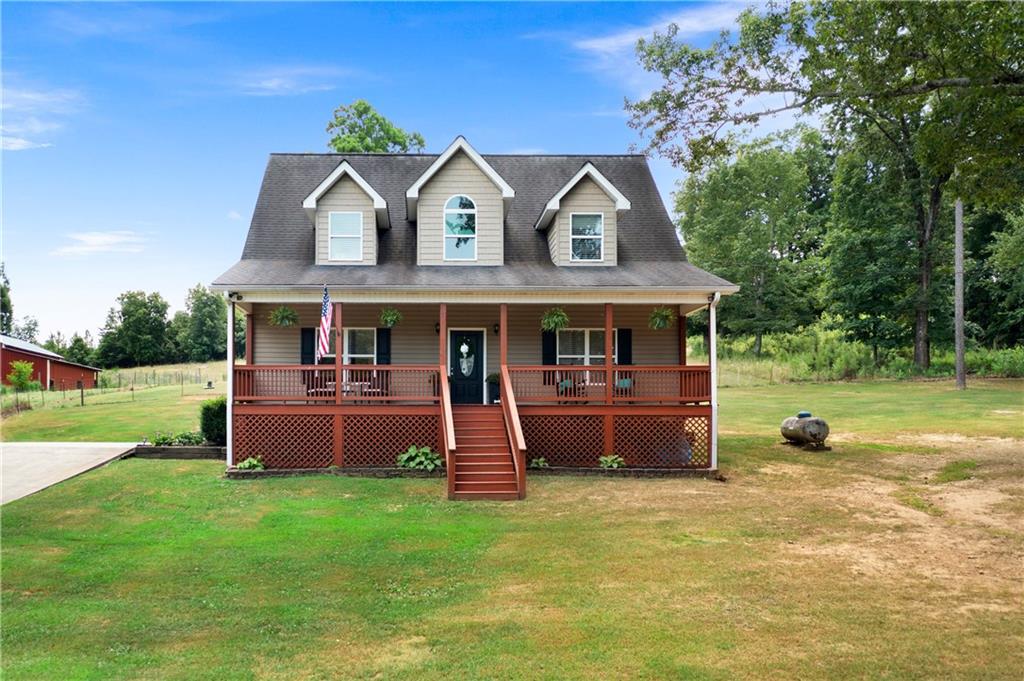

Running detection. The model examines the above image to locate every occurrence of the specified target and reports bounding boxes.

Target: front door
[449,330,484,404]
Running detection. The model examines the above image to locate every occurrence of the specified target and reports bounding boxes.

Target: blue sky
[2,1,754,339]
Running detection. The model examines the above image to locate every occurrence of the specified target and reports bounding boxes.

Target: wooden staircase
[450,405,520,500]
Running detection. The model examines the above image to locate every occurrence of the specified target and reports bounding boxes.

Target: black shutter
[376,328,392,365]
[300,328,315,365]
[541,331,557,365]
[618,329,633,365]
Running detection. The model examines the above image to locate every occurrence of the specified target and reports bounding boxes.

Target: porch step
[449,404,521,501]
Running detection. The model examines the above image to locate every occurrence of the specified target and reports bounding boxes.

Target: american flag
[315,285,332,363]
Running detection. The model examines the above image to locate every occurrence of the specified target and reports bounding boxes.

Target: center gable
[416,149,505,266]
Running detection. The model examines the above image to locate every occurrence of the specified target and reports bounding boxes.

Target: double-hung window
[343,328,376,365]
[570,213,603,261]
[556,329,617,365]
[444,195,477,260]
[329,211,362,261]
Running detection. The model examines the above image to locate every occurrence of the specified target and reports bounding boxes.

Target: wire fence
[1,362,228,414]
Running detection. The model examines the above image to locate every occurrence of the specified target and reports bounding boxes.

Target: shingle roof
[212,152,735,291]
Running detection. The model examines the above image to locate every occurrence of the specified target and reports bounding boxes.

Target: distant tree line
[36,285,245,369]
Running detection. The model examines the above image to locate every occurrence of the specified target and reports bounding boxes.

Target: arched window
[444,195,477,260]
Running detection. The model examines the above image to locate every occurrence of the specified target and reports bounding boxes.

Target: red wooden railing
[233,365,440,403]
[439,365,457,499]
[506,365,711,405]
[500,366,527,499]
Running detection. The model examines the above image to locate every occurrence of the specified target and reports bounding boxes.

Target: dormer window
[329,212,363,261]
[570,213,603,261]
[444,195,477,261]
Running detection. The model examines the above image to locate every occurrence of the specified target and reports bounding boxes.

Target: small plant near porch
[237,456,265,470]
[540,307,570,332]
[397,445,443,472]
[529,457,549,468]
[598,454,625,469]
[378,306,403,328]
[648,306,676,331]
[268,305,299,327]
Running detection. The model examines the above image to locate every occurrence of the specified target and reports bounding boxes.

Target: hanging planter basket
[379,306,403,328]
[268,305,299,328]
[540,307,570,332]
[648,306,676,331]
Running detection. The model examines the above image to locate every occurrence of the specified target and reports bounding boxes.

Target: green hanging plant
[540,307,570,332]
[379,306,403,328]
[648,306,676,331]
[268,305,299,328]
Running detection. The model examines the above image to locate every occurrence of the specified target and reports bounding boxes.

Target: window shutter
[300,328,315,365]
[618,329,633,365]
[541,331,557,365]
[376,328,392,365]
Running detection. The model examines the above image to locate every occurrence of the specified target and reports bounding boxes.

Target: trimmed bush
[200,396,227,446]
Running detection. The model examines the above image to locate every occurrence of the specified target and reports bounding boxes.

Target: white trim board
[406,137,515,219]
[534,162,630,230]
[303,161,390,228]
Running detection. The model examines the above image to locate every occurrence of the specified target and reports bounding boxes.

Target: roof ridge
[269,152,647,158]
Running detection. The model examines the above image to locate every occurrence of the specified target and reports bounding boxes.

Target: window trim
[327,211,363,262]
[556,328,618,365]
[442,194,478,262]
[569,212,604,262]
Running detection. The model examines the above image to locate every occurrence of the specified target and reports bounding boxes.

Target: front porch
[226,300,720,499]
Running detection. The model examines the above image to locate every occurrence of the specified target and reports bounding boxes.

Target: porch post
[499,303,508,367]
[603,303,614,455]
[678,310,687,366]
[709,292,721,470]
[333,300,344,466]
[244,313,253,365]
[226,297,235,468]
[438,303,447,366]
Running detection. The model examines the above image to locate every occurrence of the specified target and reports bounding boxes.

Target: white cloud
[44,5,222,41]
[2,137,52,151]
[236,66,351,97]
[1,82,83,151]
[227,210,242,221]
[51,231,146,257]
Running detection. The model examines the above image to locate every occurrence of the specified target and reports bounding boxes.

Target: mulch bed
[131,446,226,460]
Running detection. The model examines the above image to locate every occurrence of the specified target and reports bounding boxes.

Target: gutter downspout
[226,295,235,468]
[708,292,721,470]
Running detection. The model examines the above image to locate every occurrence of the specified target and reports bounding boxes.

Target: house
[0,334,100,391]
[212,137,737,499]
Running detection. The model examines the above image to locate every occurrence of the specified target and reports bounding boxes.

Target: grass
[935,459,980,483]
[2,379,1022,679]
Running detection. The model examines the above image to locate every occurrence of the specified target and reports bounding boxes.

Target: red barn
[1,334,100,390]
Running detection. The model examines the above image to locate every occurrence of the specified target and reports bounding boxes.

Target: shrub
[6,361,36,391]
[529,457,549,468]
[200,396,227,446]
[152,431,205,446]
[236,456,265,470]
[598,454,625,469]
[396,445,443,472]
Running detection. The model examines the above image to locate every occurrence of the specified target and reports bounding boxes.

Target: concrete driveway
[1,442,136,504]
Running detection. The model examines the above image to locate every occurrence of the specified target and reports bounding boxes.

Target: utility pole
[955,198,966,391]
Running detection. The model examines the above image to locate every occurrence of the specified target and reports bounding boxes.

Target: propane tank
[781,411,830,446]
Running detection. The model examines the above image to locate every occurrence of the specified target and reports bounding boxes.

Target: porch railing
[506,365,711,405]
[500,365,527,498]
[233,365,440,404]
[439,366,457,499]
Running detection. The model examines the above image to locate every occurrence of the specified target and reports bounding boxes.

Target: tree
[628,0,1024,368]
[43,332,69,356]
[184,284,227,362]
[6,360,36,391]
[95,291,170,367]
[234,312,247,360]
[824,143,919,364]
[677,133,822,354]
[64,332,96,367]
[167,311,191,363]
[326,100,425,153]
[0,264,12,335]
[10,316,39,344]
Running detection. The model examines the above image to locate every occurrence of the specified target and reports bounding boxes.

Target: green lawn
[2,380,1022,679]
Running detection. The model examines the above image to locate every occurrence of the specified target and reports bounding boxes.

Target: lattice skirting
[521,414,711,468]
[613,415,710,468]
[233,413,333,468]
[520,415,604,467]
[342,414,439,467]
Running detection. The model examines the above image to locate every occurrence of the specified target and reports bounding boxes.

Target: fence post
[80,383,85,407]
